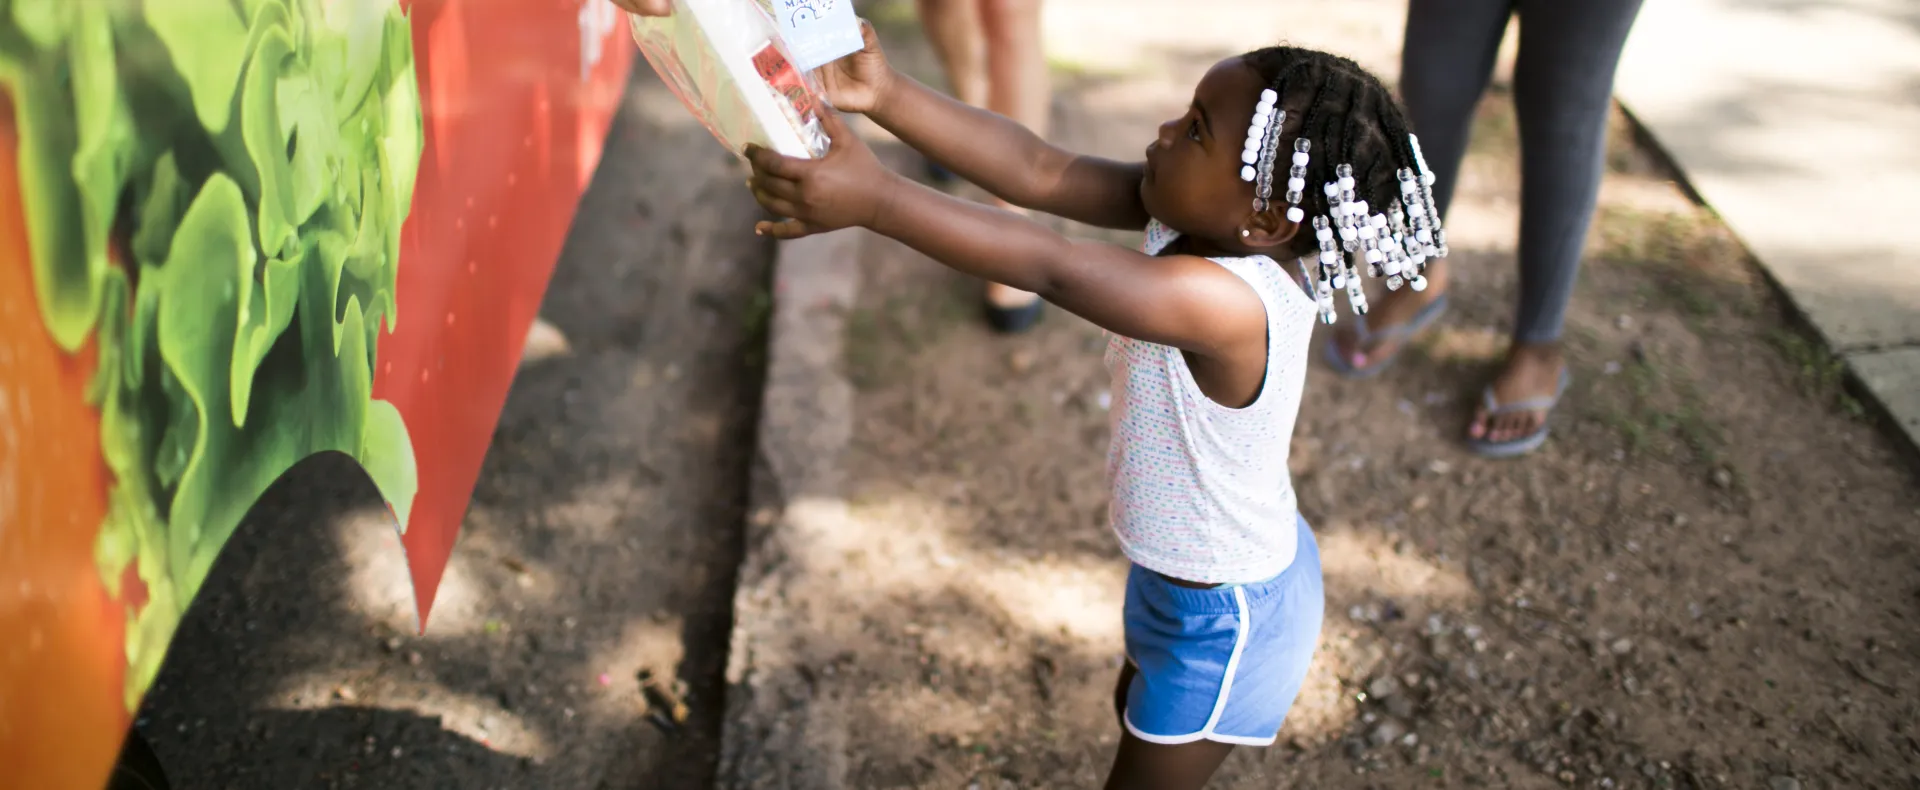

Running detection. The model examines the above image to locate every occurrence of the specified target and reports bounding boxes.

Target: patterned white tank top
[1103,219,1318,584]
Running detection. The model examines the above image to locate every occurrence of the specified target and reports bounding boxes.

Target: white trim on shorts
[1122,587,1272,746]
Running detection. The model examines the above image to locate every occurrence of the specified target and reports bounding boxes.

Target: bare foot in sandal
[1467,341,1569,457]
[1323,258,1451,377]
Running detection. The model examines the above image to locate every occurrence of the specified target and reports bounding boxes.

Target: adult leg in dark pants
[1329,0,1646,455]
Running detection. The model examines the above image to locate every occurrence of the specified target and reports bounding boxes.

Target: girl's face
[1140,59,1285,250]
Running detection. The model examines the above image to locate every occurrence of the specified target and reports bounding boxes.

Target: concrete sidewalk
[1614,0,1920,452]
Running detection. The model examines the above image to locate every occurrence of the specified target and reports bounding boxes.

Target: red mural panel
[385,0,632,631]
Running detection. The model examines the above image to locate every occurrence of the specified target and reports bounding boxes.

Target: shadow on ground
[736,7,1920,788]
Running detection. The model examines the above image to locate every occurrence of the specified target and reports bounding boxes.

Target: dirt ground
[133,64,768,790]
[125,6,1920,790]
[812,8,1920,790]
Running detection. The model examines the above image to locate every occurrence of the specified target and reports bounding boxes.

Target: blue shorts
[1121,517,1325,746]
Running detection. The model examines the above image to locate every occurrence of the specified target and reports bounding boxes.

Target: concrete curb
[1612,0,1920,461]
[716,228,866,790]
[1614,103,1920,463]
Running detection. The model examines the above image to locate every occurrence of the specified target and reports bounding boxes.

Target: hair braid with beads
[1237,45,1448,318]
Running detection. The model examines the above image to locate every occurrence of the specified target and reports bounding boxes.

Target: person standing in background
[912,0,1053,332]
[1323,0,1646,458]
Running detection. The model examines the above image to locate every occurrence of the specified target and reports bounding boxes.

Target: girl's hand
[814,20,894,114]
[746,110,897,239]
[607,0,673,16]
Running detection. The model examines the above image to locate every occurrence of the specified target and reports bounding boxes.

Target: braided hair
[1239,46,1448,319]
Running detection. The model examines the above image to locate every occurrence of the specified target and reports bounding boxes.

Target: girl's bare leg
[1105,663,1237,790]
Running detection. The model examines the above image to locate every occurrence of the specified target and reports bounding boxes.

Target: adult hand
[745,110,897,239]
[606,0,672,17]
[814,20,895,114]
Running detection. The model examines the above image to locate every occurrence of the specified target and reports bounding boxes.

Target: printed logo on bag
[752,43,817,120]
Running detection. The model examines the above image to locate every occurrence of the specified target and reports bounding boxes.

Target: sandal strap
[1480,367,1572,415]
[1355,293,1450,345]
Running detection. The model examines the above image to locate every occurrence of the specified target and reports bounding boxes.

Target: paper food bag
[627,0,849,160]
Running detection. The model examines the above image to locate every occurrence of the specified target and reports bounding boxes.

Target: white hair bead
[1370,214,1388,229]
[1323,183,1340,197]
[1357,224,1376,240]
[1286,176,1305,192]
[1260,88,1277,103]
[1291,151,1309,166]
[1240,165,1255,181]
[1338,175,1355,190]
[1365,249,1383,263]
[1415,228,1433,243]
[1410,275,1429,292]
[1316,227,1333,241]
[1383,259,1402,275]
[1339,225,1357,241]
[1422,170,1436,186]
[1241,149,1258,165]
[1286,206,1304,223]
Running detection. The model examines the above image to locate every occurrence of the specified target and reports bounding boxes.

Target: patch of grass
[860,0,918,32]
[741,287,772,335]
[1767,327,1867,419]
[1466,95,1517,159]
[1595,205,1753,325]
[843,288,969,390]
[846,306,886,390]
[1605,105,1644,175]
[1599,355,1725,467]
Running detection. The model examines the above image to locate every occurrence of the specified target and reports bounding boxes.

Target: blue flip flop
[1466,366,1572,459]
[1320,293,1450,379]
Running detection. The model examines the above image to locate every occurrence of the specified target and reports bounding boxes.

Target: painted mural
[0,0,633,787]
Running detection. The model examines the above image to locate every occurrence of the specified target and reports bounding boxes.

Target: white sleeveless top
[1103,220,1318,584]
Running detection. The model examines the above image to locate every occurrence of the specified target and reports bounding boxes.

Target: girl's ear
[1239,206,1301,250]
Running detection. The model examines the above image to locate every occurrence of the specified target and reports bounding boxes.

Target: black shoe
[984,296,1044,334]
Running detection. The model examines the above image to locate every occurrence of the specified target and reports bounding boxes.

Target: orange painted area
[0,95,130,790]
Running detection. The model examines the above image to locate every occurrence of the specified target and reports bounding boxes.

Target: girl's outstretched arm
[819,22,1145,231]
[867,75,1149,231]
[746,112,1261,355]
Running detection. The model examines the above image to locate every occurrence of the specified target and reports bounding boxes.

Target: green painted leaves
[3,0,424,709]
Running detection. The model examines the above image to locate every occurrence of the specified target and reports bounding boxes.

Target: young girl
[744,23,1447,790]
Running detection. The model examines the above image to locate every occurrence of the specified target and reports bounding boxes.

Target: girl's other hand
[746,110,896,239]
[815,20,894,114]
[607,0,673,16]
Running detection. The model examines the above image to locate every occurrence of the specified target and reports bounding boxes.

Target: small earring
[1240,229,1251,238]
